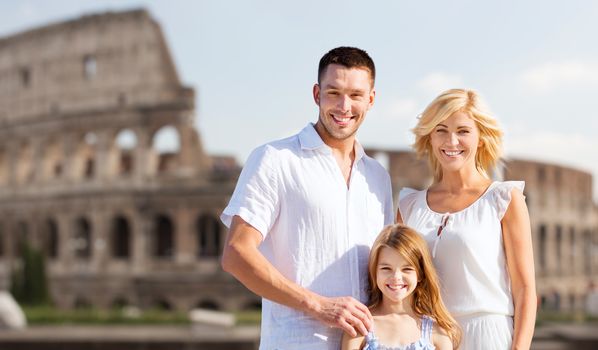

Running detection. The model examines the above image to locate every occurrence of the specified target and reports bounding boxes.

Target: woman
[397,89,536,349]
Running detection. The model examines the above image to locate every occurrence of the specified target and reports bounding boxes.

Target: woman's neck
[438,167,489,193]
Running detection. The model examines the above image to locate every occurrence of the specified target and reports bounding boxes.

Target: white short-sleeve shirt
[221,124,393,349]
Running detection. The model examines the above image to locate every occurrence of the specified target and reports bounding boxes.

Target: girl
[341,224,460,350]
[397,89,536,349]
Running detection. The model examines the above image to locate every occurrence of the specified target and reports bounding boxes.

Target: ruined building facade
[1,9,596,315]
[0,9,258,312]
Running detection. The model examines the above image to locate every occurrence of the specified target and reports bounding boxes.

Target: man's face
[313,64,375,144]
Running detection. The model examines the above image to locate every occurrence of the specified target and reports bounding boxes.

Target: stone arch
[584,229,592,274]
[196,213,221,258]
[151,125,181,174]
[43,218,59,259]
[16,141,34,185]
[112,296,130,309]
[111,215,131,259]
[74,217,92,259]
[74,296,92,309]
[14,221,29,257]
[0,221,4,257]
[196,300,220,310]
[0,146,7,186]
[114,128,137,176]
[568,293,576,311]
[153,214,174,258]
[154,298,172,311]
[538,224,547,273]
[73,132,98,180]
[555,225,562,273]
[42,138,64,181]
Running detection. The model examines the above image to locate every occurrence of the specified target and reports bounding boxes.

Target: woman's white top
[398,181,524,317]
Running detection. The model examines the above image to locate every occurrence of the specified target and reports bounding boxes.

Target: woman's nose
[449,132,459,145]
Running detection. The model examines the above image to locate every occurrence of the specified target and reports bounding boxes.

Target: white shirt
[398,181,523,318]
[221,124,393,349]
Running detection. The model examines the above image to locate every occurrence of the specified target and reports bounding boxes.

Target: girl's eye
[458,130,470,134]
[435,129,447,133]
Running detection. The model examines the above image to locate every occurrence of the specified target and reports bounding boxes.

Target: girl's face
[376,246,418,304]
[429,111,481,174]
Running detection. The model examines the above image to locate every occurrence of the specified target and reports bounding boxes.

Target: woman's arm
[341,331,365,350]
[502,189,537,350]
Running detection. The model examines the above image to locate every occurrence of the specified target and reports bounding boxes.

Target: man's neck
[314,122,356,159]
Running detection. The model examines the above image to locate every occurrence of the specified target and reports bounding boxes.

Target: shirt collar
[298,123,365,162]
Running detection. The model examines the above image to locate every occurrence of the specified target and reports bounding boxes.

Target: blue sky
[2,1,598,197]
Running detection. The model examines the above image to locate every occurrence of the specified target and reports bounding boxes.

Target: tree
[10,241,50,305]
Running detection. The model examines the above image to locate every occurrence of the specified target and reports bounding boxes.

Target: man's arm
[221,215,373,337]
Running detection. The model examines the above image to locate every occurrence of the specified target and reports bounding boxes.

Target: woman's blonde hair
[368,224,461,348]
[413,88,503,182]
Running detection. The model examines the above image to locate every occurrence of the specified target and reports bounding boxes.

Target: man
[221,46,393,349]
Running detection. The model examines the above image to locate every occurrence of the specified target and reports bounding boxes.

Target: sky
[2,1,598,198]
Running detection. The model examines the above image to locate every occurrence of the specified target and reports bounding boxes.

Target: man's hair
[317,46,375,85]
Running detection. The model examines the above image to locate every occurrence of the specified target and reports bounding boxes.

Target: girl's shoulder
[430,321,453,350]
[340,331,366,350]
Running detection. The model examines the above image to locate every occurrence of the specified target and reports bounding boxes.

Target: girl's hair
[368,224,461,347]
[412,88,503,182]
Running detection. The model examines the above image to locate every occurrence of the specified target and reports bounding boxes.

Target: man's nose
[337,95,351,113]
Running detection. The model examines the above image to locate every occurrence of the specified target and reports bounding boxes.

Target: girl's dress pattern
[363,316,435,350]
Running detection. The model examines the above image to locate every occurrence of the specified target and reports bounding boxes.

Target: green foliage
[22,306,262,325]
[234,310,261,325]
[536,310,598,326]
[10,242,50,306]
[23,306,190,325]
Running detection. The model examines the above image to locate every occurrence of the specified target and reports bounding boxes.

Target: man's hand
[309,295,373,337]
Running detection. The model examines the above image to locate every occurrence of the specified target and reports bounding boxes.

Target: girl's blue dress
[363,316,436,350]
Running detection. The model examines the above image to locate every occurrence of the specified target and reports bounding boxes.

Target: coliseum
[0,9,259,312]
[0,9,596,315]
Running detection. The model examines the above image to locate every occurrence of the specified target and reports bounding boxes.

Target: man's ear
[368,87,376,109]
[313,83,320,105]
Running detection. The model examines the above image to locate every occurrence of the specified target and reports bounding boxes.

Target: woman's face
[429,111,481,174]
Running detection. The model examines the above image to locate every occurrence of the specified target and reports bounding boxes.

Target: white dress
[398,181,524,350]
